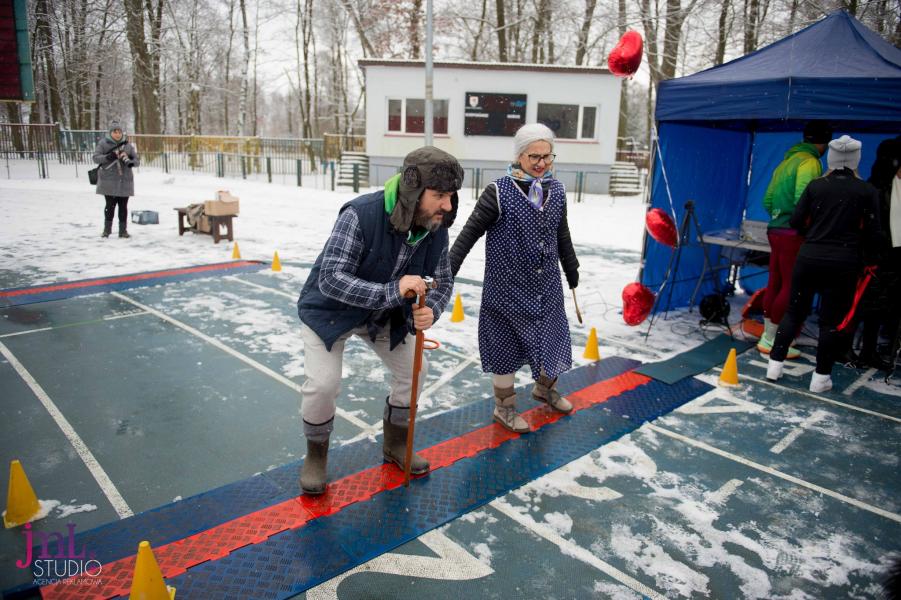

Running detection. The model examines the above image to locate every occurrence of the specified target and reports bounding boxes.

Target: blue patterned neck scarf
[507,164,554,210]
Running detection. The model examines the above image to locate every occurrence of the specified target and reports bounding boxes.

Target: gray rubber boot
[101,221,112,238]
[494,386,530,432]
[300,438,329,495]
[532,376,573,413]
[118,222,130,238]
[382,419,430,475]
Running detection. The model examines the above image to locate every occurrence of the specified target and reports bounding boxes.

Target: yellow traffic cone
[231,242,241,260]
[271,251,282,272]
[3,460,41,529]
[583,327,600,361]
[129,541,176,600]
[718,348,740,387]
[450,293,465,322]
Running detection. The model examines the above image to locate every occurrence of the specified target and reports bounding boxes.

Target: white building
[359,59,622,194]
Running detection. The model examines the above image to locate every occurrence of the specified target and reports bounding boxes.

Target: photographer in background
[92,120,139,238]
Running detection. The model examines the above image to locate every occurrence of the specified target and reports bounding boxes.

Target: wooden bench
[175,207,236,244]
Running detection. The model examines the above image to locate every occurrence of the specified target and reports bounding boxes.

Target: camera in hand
[120,155,135,168]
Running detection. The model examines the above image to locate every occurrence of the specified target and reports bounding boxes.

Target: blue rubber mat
[9,357,641,592]
[0,261,267,307]
[156,375,713,599]
[634,334,754,384]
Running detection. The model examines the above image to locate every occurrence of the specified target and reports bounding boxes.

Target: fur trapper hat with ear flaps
[393,146,464,233]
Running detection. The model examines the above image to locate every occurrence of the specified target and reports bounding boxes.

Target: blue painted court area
[0,264,899,599]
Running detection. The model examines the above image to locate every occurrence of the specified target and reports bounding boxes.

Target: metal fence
[0,123,339,162]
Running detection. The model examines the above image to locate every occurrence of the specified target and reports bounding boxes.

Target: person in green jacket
[758,121,832,358]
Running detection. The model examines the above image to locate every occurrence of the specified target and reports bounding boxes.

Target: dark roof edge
[358,58,612,75]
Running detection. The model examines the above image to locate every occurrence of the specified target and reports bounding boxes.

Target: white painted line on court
[110,292,379,435]
[707,479,743,505]
[713,368,901,424]
[647,423,901,523]
[420,354,480,401]
[0,341,133,519]
[0,311,148,339]
[490,499,667,600]
[769,410,829,454]
[225,276,297,300]
[844,368,876,396]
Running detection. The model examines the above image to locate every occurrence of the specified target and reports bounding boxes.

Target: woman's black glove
[566,270,579,290]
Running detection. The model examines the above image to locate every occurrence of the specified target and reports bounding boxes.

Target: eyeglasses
[526,153,556,164]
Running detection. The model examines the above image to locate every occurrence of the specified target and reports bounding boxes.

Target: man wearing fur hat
[296,146,462,495]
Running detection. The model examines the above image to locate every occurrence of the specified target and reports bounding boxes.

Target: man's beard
[413,211,444,232]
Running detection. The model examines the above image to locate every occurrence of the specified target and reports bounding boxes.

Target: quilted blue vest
[297,191,447,351]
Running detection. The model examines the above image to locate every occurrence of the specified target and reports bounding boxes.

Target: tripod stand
[645,200,718,338]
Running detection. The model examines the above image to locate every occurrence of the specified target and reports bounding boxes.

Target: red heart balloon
[608,30,644,78]
[645,208,678,248]
[622,282,655,326]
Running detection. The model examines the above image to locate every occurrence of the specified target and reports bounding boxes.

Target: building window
[537,103,598,140]
[388,99,402,132]
[387,98,448,134]
[464,92,527,136]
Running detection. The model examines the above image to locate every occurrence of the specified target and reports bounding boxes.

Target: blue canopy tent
[640,11,901,313]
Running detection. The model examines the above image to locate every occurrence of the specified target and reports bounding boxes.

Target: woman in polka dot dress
[449,123,580,432]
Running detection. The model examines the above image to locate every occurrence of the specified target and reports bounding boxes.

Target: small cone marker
[450,293,465,322]
[4,460,41,529]
[129,541,176,600]
[583,327,600,361]
[271,251,282,272]
[231,242,241,260]
[719,348,740,387]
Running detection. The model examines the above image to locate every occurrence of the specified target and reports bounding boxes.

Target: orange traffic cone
[271,251,282,272]
[583,327,600,361]
[450,294,465,322]
[129,541,176,599]
[718,348,740,387]
[231,242,241,260]
[3,460,41,529]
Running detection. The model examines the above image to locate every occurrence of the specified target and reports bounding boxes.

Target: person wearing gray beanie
[92,120,140,238]
[295,146,461,495]
[767,136,883,393]
[449,123,580,434]
[827,135,862,172]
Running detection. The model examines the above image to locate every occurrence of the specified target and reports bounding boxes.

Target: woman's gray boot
[101,221,112,238]
[532,376,573,413]
[494,386,530,432]
[300,438,329,495]
[383,419,430,475]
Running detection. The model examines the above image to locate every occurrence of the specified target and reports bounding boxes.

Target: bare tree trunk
[471,0,487,60]
[495,0,507,61]
[339,0,376,57]
[93,0,111,129]
[236,0,250,136]
[124,0,161,133]
[575,0,598,65]
[300,0,315,138]
[33,0,62,123]
[616,0,628,141]
[409,0,422,59]
[715,0,731,65]
[224,0,235,133]
[251,4,260,136]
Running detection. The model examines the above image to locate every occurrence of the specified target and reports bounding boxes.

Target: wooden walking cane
[572,289,583,325]
[404,276,436,486]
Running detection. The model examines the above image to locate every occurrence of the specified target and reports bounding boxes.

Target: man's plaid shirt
[317,207,453,330]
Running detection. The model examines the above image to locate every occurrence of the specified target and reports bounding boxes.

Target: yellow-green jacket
[763,142,823,229]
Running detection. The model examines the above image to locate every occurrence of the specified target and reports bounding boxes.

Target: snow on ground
[0,160,718,364]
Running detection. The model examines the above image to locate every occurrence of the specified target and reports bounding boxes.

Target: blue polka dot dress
[478,176,572,380]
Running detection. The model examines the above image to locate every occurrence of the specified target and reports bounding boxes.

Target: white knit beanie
[827,135,862,171]
[513,123,555,161]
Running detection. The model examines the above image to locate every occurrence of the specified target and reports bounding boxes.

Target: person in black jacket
[449,123,579,433]
[766,136,882,392]
[853,136,901,371]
